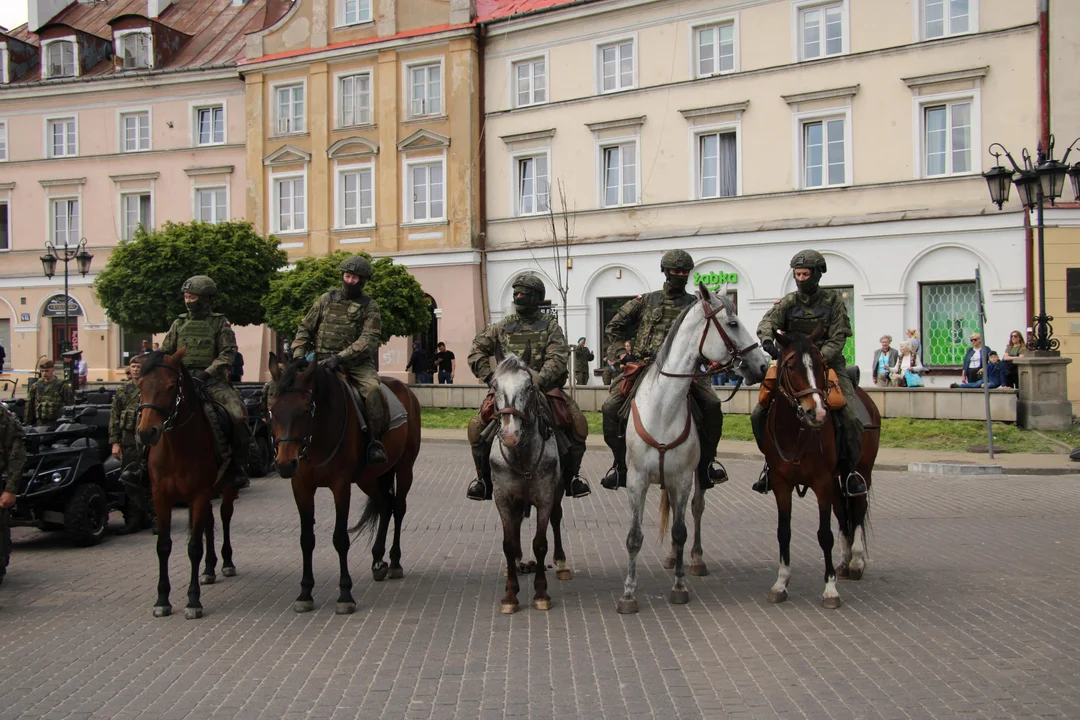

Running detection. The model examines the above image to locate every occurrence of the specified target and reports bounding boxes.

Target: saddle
[194,388,236,464]
[618,360,650,400]
[479,386,578,435]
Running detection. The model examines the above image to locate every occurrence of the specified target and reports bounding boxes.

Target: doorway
[51,319,78,360]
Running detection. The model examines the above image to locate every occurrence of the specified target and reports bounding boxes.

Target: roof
[475,0,590,23]
[1,0,292,85]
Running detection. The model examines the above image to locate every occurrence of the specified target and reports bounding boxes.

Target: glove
[322,355,343,372]
[292,349,307,361]
[483,373,494,387]
[762,338,779,360]
[193,370,211,384]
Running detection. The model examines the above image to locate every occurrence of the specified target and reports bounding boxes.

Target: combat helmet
[660,249,695,272]
[339,255,373,279]
[789,249,828,273]
[511,272,547,303]
[181,275,218,296]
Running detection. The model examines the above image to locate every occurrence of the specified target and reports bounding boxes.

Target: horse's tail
[659,489,670,541]
[349,493,382,540]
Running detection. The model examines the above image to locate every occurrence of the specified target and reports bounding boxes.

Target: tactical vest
[500,314,555,373]
[634,292,695,357]
[34,379,64,421]
[784,302,833,341]
[119,385,141,440]
[176,314,220,370]
[314,292,370,356]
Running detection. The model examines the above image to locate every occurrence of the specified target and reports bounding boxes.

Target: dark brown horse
[268,354,421,614]
[760,331,880,609]
[136,348,238,619]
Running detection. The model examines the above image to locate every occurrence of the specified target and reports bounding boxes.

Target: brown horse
[267,354,421,614]
[760,331,880,609]
[136,348,238,619]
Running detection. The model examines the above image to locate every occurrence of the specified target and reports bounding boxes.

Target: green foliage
[262,251,431,342]
[94,222,288,333]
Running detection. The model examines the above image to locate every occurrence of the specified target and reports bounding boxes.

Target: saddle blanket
[381,384,408,431]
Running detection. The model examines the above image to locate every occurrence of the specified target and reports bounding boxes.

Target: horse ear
[698,281,711,300]
[522,341,533,367]
[171,346,187,364]
[269,352,280,381]
[494,342,506,365]
[775,331,790,348]
[302,357,318,379]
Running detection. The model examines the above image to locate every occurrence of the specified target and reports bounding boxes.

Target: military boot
[752,463,771,494]
[467,443,492,501]
[563,445,591,499]
[228,420,251,489]
[600,438,627,490]
[367,436,388,466]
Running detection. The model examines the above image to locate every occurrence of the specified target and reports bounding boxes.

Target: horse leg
[332,482,356,614]
[551,496,571,581]
[153,492,172,618]
[219,485,237,577]
[847,495,868,581]
[668,483,692,605]
[689,478,708,576]
[371,473,394,582]
[200,513,217,586]
[388,468,409,580]
[498,496,523,614]
[292,481,316,613]
[616,473,648,614]
[769,486,794,604]
[818,491,841,609]
[185,496,209,619]
[532,502,552,611]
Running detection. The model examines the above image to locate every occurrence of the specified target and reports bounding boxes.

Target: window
[0,201,8,251]
[601,142,637,207]
[407,161,445,222]
[195,187,228,223]
[117,32,151,69]
[51,198,79,246]
[696,22,735,77]
[47,117,77,158]
[802,117,846,188]
[337,166,374,228]
[697,131,737,199]
[0,121,6,161]
[273,176,306,232]
[195,105,225,145]
[408,63,442,118]
[339,73,372,127]
[121,111,150,152]
[513,57,547,107]
[920,281,977,366]
[516,154,550,216]
[924,101,971,176]
[45,40,76,78]
[340,0,372,25]
[798,2,845,60]
[598,40,634,93]
[122,193,151,240]
[923,0,971,39]
[275,84,305,135]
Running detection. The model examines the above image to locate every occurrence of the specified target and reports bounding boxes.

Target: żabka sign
[693,270,738,292]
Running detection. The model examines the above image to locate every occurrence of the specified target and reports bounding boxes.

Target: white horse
[617,283,771,614]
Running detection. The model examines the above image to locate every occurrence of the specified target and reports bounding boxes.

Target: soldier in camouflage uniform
[600,249,728,492]
[291,255,387,466]
[572,338,594,386]
[751,249,866,497]
[0,403,27,509]
[160,275,250,487]
[25,360,74,427]
[111,356,153,531]
[466,272,591,502]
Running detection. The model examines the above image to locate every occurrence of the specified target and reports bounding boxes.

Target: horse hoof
[221,567,237,578]
[669,589,690,605]
[847,567,863,582]
[662,556,676,570]
[689,562,708,577]
[616,596,639,614]
[836,564,850,579]
[293,600,314,613]
[533,598,551,611]
[199,574,216,586]
[372,563,389,582]
[768,589,788,604]
[556,568,573,581]
[336,602,356,615]
[388,567,404,580]
[823,595,843,610]
[500,602,518,615]
[185,607,203,620]
[153,605,172,618]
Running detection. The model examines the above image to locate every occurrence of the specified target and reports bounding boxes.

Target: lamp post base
[1013,355,1073,430]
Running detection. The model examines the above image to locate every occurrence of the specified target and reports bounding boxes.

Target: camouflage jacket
[25,377,75,426]
[572,345,594,374]
[108,383,141,446]
[605,286,696,363]
[757,288,852,368]
[291,289,382,367]
[0,405,26,494]
[160,313,237,380]
[469,312,568,392]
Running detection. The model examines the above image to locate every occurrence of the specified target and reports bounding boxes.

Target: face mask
[185,298,210,317]
[664,272,689,293]
[513,291,538,316]
[343,280,365,298]
[796,269,821,295]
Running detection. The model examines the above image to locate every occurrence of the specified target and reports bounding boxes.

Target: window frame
[791,0,849,63]
[192,100,227,146]
[917,0,978,41]
[0,119,7,162]
[271,80,307,136]
[0,199,10,252]
[690,121,741,200]
[509,53,549,109]
[402,154,447,225]
[913,89,980,179]
[41,38,78,79]
[335,162,376,230]
[119,191,153,240]
[596,137,640,208]
[115,29,152,70]
[690,15,739,79]
[594,34,637,95]
[403,58,445,120]
[44,114,78,158]
[193,185,229,224]
[919,279,979,369]
[270,170,308,235]
[793,107,852,190]
[49,196,81,247]
[335,69,374,129]
[337,0,373,27]
[118,108,152,153]
[510,148,552,217]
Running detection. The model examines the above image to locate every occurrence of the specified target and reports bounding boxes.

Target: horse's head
[490,350,538,449]
[136,347,187,447]
[776,330,829,427]
[696,282,770,385]
[268,352,318,478]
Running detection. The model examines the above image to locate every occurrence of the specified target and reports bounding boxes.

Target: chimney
[147,0,171,19]
[29,0,73,31]
[449,0,475,24]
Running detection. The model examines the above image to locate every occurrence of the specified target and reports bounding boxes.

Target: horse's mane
[492,353,530,383]
[654,291,736,367]
[274,358,334,406]
[784,331,818,362]
[139,350,179,376]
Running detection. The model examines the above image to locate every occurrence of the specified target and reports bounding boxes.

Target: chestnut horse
[268,354,421,614]
[760,331,880,609]
[136,348,238,619]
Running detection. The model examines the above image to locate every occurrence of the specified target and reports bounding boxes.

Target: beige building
[479,0,1063,387]
[0,0,288,382]
[239,0,485,380]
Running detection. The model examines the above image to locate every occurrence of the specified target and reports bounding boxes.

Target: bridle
[657,295,760,381]
[270,373,349,469]
[136,364,187,433]
[493,377,550,482]
[767,345,830,465]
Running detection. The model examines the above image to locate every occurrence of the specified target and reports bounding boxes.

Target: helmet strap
[343,280,365,298]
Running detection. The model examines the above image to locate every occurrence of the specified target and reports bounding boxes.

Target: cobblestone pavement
[1,442,1078,720]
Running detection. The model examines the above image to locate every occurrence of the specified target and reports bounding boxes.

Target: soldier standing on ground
[111,356,153,532]
[0,403,26,509]
[572,338,594,386]
[25,360,74,428]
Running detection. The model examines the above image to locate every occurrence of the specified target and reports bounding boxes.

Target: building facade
[480,0,1046,387]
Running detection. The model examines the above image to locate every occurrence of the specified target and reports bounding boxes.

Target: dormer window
[117,31,152,70]
[44,40,77,78]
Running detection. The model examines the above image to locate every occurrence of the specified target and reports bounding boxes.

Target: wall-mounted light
[566,257,573,269]
[615,268,622,279]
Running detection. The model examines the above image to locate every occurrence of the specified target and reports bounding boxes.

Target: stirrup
[467,477,489,502]
[367,441,387,465]
[567,475,591,499]
[600,465,625,490]
[842,471,867,498]
[752,465,771,494]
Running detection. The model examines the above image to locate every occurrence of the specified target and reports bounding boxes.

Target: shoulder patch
[635,295,642,299]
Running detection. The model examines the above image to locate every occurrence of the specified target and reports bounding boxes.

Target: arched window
[45,40,76,78]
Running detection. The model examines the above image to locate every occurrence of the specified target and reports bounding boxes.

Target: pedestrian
[872,335,899,387]
[25,360,75,428]
[77,357,89,385]
[620,340,637,366]
[0,401,27,511]
[954,333,991,386]
[138,340,151,355]
[954,351,1007,389]
[891,342,925,387]
[905,328,921,365]
[601,355,614,385]
[0,343,6,372]
[433,342,456,384]
[152,342,160,351]
[111,356,152,533]
[231,350,244,382]
[406,341,432,384]
[572,337,594,386]
[1002,330,1026,388]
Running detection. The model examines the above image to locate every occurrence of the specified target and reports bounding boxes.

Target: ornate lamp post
[40,238,94,355]
[983,135,1080,354]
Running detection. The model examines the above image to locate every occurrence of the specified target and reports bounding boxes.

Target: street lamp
[40,237,94,355]
[984,135,1080,353]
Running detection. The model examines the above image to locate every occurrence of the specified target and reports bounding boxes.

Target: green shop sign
[693,270,739,292]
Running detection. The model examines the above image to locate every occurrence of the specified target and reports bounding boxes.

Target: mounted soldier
[751,249,866,497]
[290,255,387,466]
[466,272,591,502]
[159,275,250,488]
[25,360,74,428]
[600,249,728,492]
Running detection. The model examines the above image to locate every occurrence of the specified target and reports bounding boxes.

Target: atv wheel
[65,484,109,546]
[248,435,272,478]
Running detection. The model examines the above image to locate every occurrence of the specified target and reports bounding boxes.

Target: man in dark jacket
[406,342,432,384]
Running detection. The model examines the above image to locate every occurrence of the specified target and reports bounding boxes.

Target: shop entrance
[51,320,79,361]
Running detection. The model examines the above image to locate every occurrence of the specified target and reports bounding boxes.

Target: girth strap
[630,397,693,489]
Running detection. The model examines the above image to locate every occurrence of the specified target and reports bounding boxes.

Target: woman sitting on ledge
[952,351,1009,389]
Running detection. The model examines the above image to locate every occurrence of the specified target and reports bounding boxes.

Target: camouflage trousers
[202,378,250,466]
[315,354,385,437]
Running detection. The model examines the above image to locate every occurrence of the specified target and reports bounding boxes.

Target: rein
[630,396,693,489]
[271,371,350,469]
[657,296,759,380]
[766,350,829,466]
[136,364,193,433]
[494,382,550,484]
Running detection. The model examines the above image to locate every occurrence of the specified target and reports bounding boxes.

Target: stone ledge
[908,462,1004,475]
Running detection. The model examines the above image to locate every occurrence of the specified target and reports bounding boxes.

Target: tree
[94,221,288,333]
[262,250,431,343]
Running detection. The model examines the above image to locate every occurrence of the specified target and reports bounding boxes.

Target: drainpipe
[477,23,491,326]
[1026,0,1051,335]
